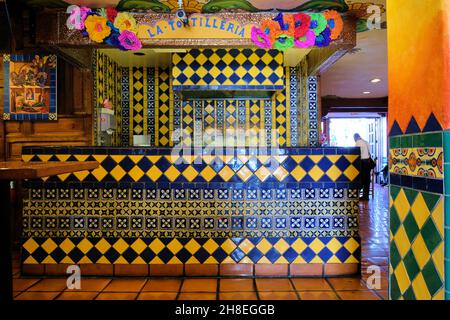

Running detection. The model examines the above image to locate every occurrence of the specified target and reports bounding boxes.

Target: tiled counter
[21,146,361,277]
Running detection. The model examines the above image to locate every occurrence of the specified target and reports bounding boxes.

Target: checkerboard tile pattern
[389,185,444,300]
[95,49,310,148]
[155,67,173,147]
[93,51,122,145]
[22,149,361,185]
[389,131,447,300]
[22,236,360,265]
[172,49,284,90]
[131,67,146,136]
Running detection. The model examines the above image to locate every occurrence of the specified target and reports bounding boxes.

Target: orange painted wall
[387,0,450,132]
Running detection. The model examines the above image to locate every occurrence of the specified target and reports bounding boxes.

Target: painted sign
[2,55,57,121]
[138,13,255,39]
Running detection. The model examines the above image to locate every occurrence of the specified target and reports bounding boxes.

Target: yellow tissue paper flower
[84,15,111,43]
[114,12,138,33]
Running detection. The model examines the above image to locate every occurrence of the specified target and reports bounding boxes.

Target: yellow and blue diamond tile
[172,49,284,90]
[22,148,361,185]
[99,58,296,148]
[155,67,173,147]
[22,236,360,265]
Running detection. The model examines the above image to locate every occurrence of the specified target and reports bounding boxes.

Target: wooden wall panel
[0,55,5,161]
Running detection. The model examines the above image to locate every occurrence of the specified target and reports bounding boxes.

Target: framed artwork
[2,54,57,121]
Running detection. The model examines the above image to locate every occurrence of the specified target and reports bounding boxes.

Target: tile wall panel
[389,131,446,300]
[172,49,284,90]
[21,146,361,266]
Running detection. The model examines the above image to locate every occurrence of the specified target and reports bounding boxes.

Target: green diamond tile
[421,218,442,253]
[404,188,418,205]
[390,206,401,234]
[390,185,401,200]
[403,212,420,243]
[403,249,420,281]
[422,259,443,297]
[390,272,401,300]
[403,286,416,300]
[421,193,441,212]
[390,241,402,269]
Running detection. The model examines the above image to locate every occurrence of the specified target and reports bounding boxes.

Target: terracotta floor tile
[298,291,339,300]
[337,290,381,300]
[56,292,98,300]
[137,292,178,300]
[220,279,254,292]
[258,292,298,300]
[64,278,111,292]
[103,279,147,292]
[181,279,217,292]
[178,293,217,300]
[291,278,332,291]
[219,292,258,300]
[255,279,293,292]
[142,279,182,292]
[328,278,368,291]
[15,292,60,300]
[27,278,68,292]
[13,278,41,292]
[95,292,138,300]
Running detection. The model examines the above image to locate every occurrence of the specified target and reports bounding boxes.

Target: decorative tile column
[387,0,450,300]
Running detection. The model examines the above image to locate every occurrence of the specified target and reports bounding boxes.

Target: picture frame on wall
[2,54,57,121]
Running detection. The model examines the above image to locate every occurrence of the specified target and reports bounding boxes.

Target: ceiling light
[371,78,381,83]
[363,91,371,94]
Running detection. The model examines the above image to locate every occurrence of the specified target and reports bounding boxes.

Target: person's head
[354,133,361,142]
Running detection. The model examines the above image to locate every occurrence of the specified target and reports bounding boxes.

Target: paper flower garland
[114,12,138,33]
[294,30,316,48]
[324,10,344,40]
[260,19,281,45]
[65,5,142,51]
[315,27,332,47]
[118,30,142,50]
[251,27,272,49]
[252,11,342,51]
[275,35,294,51]
[309,13,327,36]
[293,13,311,38]
[84,15,111,43]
